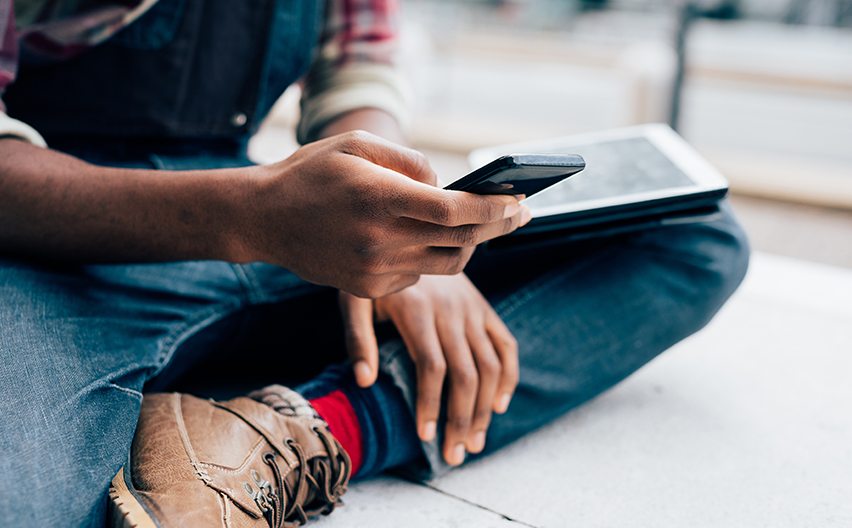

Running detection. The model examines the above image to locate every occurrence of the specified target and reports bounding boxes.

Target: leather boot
[108,386,351,528]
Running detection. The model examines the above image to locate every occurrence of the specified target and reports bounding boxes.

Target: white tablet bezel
[468,123,728,218]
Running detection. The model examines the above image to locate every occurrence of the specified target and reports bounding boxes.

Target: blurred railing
[399,2,852,208]
[254,1,852,209]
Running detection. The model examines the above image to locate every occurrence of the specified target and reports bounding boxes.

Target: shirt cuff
[298,62,410,144]
[0,112,47,147]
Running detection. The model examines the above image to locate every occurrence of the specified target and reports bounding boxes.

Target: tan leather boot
[108,386,351,528]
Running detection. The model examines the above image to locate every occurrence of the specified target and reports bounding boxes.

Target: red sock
[308,390,364,475]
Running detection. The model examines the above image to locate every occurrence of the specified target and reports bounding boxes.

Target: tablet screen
[524,137,695,211]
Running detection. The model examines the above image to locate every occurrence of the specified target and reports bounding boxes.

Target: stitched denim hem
[376,340,447,480]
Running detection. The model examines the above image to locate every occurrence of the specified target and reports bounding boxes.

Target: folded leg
[380,202,750,478]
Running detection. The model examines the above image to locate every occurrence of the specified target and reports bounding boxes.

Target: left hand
[339,273,519,466]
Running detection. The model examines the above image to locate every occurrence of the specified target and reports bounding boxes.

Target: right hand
[235,131,530,298]
[340,273,520,466]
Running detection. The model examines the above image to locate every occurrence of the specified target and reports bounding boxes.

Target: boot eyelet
[243,481,271,513]
[243,482,255,496]
[251,468,272,494]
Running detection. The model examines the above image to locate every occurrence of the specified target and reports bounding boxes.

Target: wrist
[205,164,266,264]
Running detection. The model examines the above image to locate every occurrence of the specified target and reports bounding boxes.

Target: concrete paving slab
[427,252,852,527]
[312,476,523,527]
[314,252,852,527]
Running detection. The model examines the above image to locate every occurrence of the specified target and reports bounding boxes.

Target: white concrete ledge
[316,252,852,527]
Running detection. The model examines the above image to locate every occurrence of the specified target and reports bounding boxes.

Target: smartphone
[443,154,585,197]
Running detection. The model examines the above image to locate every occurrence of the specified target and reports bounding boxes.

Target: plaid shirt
[0,0,407,146]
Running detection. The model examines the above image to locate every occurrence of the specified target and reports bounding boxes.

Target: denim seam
[151,301,244,379]
[379,344,406,372]
[230,264,265,305]
[373,339,450,478]
[230,264,329,306]
[54,363,149,415]
[109,384,144,400]
[149,154,167,170]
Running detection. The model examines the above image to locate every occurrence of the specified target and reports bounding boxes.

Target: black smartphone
[443,154,585,197]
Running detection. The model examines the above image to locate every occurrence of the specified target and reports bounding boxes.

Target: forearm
[0,118,524,298]
[0,108,405,265]
[0,138,249,263]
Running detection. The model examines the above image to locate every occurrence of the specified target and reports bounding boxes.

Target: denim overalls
[6,0,322,160]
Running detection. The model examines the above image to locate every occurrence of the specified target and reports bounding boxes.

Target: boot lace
[248,426,351,528]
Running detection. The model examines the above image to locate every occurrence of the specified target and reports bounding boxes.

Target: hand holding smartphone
[444,154,585,198]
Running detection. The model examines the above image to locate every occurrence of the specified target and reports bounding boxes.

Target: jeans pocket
[111,0,189,50]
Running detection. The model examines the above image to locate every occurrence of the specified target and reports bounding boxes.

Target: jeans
[0,146,750,527]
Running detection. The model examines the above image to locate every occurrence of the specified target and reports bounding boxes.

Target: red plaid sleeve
[322,0,400,66]
[0,0,18,113]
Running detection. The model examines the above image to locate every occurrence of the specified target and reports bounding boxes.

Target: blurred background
[250,0,852,269]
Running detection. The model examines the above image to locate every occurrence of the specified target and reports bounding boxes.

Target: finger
[486,312,519,414]
[384,177,524,227]
[382,246,471,277]
[338,291,379,387]
[437,317,478,466]
[336,131,438,186]
[391,301,445,443]
[465,325,501,454]
[390,206,529,250]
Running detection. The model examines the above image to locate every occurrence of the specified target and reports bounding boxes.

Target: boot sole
[108,466,161,528]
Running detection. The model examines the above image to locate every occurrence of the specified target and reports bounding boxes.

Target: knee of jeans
[0,375,143,526]
[695,204,751,308]
[634,202,750,331]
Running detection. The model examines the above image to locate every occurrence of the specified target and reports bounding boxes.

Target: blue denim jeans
[0,147,749,527]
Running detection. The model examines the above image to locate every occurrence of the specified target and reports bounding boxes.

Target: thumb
[338,291,379,387]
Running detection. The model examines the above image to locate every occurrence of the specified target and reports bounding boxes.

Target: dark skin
[323,111,522,465]
[0,108,529,464]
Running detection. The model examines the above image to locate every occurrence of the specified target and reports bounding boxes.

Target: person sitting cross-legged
[0,0,750,526]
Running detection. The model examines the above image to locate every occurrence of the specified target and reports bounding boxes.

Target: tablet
[468,123,729,252]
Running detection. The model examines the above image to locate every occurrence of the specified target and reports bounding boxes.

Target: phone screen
[444,154,585,198]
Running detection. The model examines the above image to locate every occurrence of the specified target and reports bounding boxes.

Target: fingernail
[472,432,486,452]
[354,361,372,386]
[520,205,532,226]
[451,444,466,465]
[503,201,520,219]
[421,421,436,442]
[496,393,512,414]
